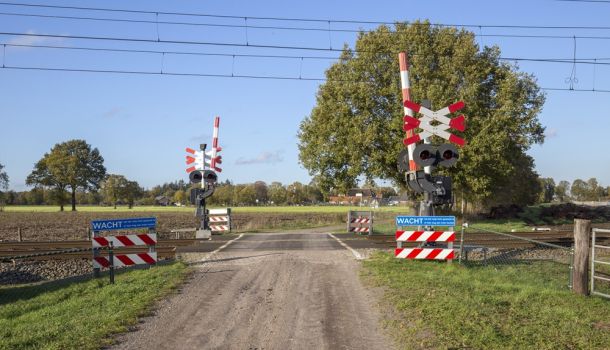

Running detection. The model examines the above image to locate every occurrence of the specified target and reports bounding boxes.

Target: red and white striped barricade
[208,208,231,234]
[92,233,157,268]
[92,234,157,248]
[93,252,158,268]
[396,230,455,242]
[347,211,373,235]
[394,215,456,262]
[395,248,455,260]
[395,230,455,260]
[90,217,158,275]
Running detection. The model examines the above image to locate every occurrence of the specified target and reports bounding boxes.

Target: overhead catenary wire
[556,0,610,3]
[3,10,610,39]
[5,31,610,62]
[1,3,609,92]
[4,42,610,65]
[2,64,610,93]
[2,1,610,31]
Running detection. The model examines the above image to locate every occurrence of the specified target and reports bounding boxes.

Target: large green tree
[298,22,545,208]
[26,140,106,211]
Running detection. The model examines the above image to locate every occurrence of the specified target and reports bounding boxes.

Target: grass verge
[0,262,188,350]
[362,252,610,349]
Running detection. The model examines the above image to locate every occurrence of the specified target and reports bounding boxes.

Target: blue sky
[1,0,610,191]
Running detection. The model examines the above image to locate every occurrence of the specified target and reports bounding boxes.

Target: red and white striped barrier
[395,231,455,242]
[403,100,467,147]
[399,52,417,172]
[351,217,371,224]
[93,252,157,268]
[347,211,373,235]
[209,208,231,233]
[395,248,454,260]
[92,234,157,248]
[210,116,222,172]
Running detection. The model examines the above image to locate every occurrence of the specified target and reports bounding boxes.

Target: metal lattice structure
[591,228,610,299]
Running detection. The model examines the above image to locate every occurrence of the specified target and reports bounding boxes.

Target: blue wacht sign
[91,217,156,232]
[395,216,456,227]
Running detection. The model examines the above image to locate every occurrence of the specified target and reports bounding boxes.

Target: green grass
[468,219,533,232]
[0,263,188,350]
[362,253,610,349]
[3,205,413,214]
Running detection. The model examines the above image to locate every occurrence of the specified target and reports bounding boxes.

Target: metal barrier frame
[591,228,610,299]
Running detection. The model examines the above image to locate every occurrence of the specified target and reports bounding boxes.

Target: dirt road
[112,231,394,350]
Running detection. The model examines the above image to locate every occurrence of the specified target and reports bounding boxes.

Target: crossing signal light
[412,143,459,168]
[416,144,437,167]
[437,144,459,167]
[189,170,218,184]
[189,170,203,184]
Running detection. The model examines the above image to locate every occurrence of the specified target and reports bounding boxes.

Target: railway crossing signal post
[396,51,467,261]
[185,116,223,239]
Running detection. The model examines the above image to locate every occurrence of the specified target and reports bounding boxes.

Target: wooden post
[17,227,22,242]
[572,219,591,295]
[347,211,351,233]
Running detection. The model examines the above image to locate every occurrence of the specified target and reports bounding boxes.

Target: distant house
[328,188,378,206]
[154,195,172,206]
[347,188,375,198]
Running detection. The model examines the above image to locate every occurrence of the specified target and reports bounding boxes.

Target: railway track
[0,239,204,260]
[364,231,610,249]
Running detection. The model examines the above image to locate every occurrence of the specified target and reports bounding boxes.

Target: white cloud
[235,151,284,165]
[7,30,64,48]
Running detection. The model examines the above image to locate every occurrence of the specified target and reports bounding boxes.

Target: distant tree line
[1,179,329,207]
[2,138,608,211]
[537,177,610,203]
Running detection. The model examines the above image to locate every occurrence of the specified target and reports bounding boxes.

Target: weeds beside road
[0,262,187,350]
[362,252,610,349]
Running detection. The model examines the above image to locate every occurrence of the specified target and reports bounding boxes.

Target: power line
[4,42,610,66]
[3,31,610,64]
[1,64,609,93]
[1,43,340,60]
[1,1,610,32]
[557,0,610,3]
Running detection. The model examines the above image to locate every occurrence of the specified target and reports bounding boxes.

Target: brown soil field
[0,211,352,241]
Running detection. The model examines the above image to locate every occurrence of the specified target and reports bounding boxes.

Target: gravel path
[111,232,394,350]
